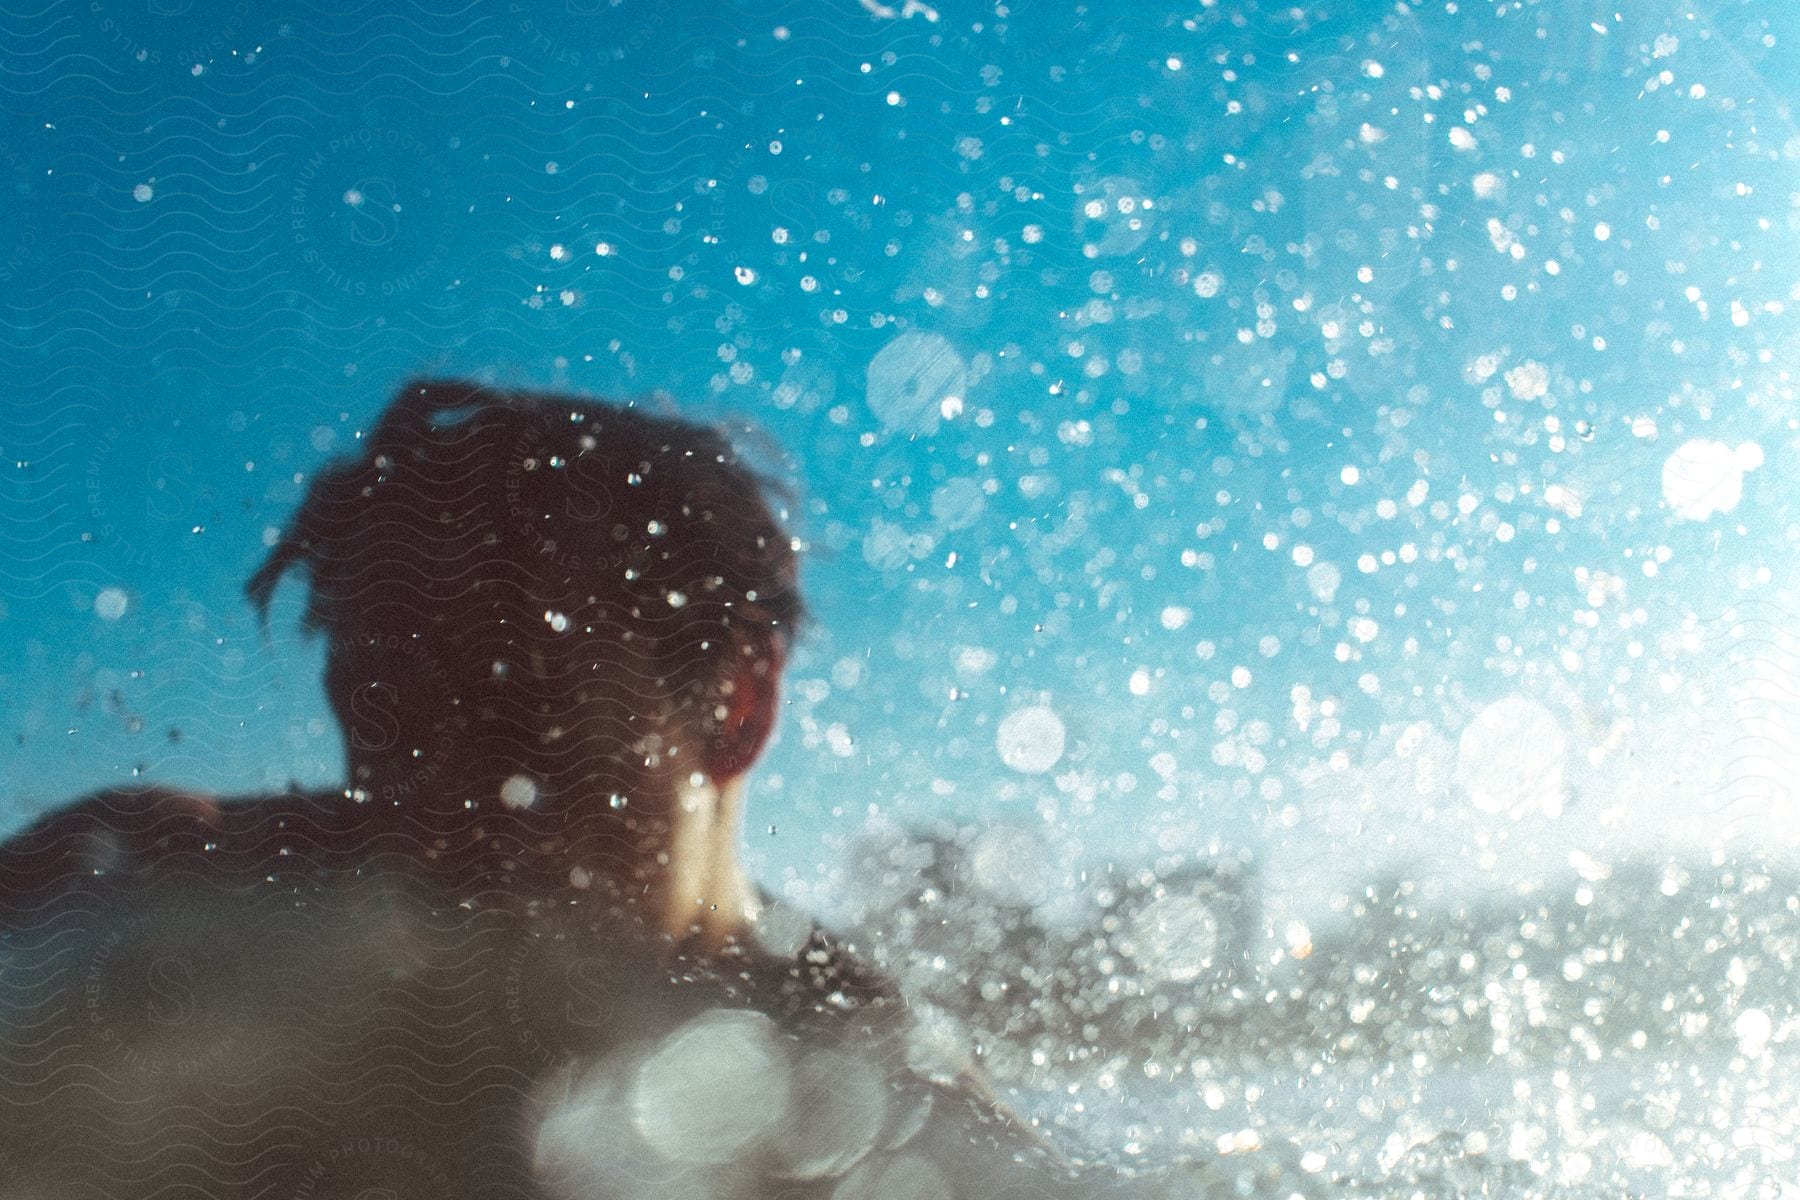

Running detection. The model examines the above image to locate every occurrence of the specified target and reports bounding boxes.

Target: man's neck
[660,772,760,951]
[345,760,758,950]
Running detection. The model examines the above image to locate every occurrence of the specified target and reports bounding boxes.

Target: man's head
[248,380,801,935]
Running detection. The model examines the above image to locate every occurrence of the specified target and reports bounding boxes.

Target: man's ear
[706,632,784,781]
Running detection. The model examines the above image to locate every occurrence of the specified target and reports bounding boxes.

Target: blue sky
[2,0,1797,922]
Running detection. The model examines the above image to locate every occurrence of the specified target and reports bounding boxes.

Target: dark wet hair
[246,379,803,762]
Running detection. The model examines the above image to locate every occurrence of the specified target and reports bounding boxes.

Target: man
[0,380,1141,1198]
[6,379,796,946]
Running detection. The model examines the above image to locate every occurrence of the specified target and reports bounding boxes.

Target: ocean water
[1,0,1798,1195]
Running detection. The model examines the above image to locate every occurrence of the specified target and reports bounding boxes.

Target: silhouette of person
[3,379,797,948]
[0,380,1130,1198]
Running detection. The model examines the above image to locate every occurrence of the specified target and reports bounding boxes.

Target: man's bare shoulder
[0,786,349,913]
